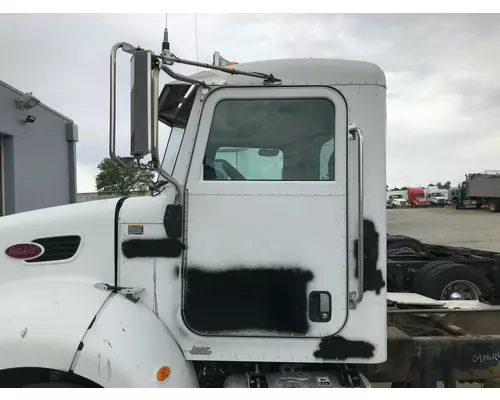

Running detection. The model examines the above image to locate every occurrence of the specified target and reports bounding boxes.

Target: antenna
[162,13,171,56]
[195,13,199,72]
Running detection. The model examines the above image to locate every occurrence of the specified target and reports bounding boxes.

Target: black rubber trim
[87,315,97,330]
[114,197,128,286]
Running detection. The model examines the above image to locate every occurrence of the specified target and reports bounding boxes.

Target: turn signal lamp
[156,366,171,381]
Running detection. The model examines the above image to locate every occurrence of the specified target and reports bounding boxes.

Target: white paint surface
[73,293,199,388]
[0,198,120,373]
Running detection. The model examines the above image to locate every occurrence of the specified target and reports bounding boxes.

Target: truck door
[183,86,349,338]
[0,136,3,216]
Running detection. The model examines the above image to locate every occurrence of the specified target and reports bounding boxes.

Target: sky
[0,13,499,191]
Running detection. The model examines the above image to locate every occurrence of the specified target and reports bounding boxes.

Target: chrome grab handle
[349,125,364,309]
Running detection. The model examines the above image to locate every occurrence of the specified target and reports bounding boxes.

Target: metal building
[0,80,78,216]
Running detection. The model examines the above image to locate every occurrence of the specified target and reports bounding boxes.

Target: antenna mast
[195,13,199,72]
[162,13,171,57]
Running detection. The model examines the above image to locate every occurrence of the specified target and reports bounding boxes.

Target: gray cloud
[0,13,499,191]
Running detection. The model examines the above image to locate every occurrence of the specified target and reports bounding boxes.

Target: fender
[72,292,199,388]
[0,280,111,372]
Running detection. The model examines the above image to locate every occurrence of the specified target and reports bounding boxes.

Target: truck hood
[391,198,406,204]
[0,198,127,372]
[0,198,123,286]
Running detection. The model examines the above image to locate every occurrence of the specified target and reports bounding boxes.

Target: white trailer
[1,35,500,389]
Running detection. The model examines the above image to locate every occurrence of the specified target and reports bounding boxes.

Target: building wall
[0,81,78,215]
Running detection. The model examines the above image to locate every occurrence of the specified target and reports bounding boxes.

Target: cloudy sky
[0,13,499,191]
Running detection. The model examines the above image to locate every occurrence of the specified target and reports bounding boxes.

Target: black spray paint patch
[122,238,185,259]
[314,336,375,360]
[354,219,385,295]
[184,266,314,334]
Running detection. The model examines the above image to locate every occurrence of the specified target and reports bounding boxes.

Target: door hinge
[200,87,210,102]
[94,282,145,304]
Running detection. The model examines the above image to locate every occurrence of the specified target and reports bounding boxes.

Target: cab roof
[171,58,386,87]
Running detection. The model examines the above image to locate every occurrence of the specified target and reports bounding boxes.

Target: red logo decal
[5,243,44,260]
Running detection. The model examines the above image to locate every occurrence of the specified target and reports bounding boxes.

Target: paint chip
[20,327,28,339]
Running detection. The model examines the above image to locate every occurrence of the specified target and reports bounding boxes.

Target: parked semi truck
[386,194,407,208]
[427,192,447,206]
[2,32,500,389]
[452,171,500,212]
[386,234,500,302]
[407,187,429,207]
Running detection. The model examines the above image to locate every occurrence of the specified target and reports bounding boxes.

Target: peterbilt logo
[5,243,44,260]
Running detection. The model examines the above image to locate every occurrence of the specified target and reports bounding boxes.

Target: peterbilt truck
[453,171,500,212]
[2,34,500,388]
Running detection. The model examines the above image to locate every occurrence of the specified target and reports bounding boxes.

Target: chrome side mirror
[130,49,154,158]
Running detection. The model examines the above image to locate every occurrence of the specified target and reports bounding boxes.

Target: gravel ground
[387,205,500,252]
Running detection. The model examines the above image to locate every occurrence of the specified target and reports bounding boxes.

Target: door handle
[309,291,331,322]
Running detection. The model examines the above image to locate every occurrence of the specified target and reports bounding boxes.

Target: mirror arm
[161,64,208,88]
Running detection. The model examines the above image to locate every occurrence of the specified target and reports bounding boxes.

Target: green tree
[95,157,154,196]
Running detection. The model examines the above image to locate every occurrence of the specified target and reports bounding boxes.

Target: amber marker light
[157,366,171,381]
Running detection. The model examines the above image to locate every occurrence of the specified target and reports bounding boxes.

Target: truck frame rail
[362,294,500,387]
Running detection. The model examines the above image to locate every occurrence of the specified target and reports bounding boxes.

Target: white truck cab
[387,194,408,208]
[0,39,387,388]
[428,191,447,206]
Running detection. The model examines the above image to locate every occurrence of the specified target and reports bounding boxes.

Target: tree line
[95,157,154,196]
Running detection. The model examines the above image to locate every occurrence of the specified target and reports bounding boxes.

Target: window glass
[161,126,185,176]
[203,98,335,181]
[214,147,284,180]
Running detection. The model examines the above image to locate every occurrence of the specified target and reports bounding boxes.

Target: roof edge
[0,79,75,124]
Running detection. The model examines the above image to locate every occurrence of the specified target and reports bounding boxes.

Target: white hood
[0,198,123,286]
[391,198,406,204]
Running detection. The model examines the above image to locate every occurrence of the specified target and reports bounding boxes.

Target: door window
[203,98,335,182]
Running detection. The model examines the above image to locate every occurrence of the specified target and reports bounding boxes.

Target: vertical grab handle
[349,125,364,309]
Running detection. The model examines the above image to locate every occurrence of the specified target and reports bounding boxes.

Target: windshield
[413,193,425,198]
[392,195,403,199]
[158,83,195,176]
[161,126,185,176]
